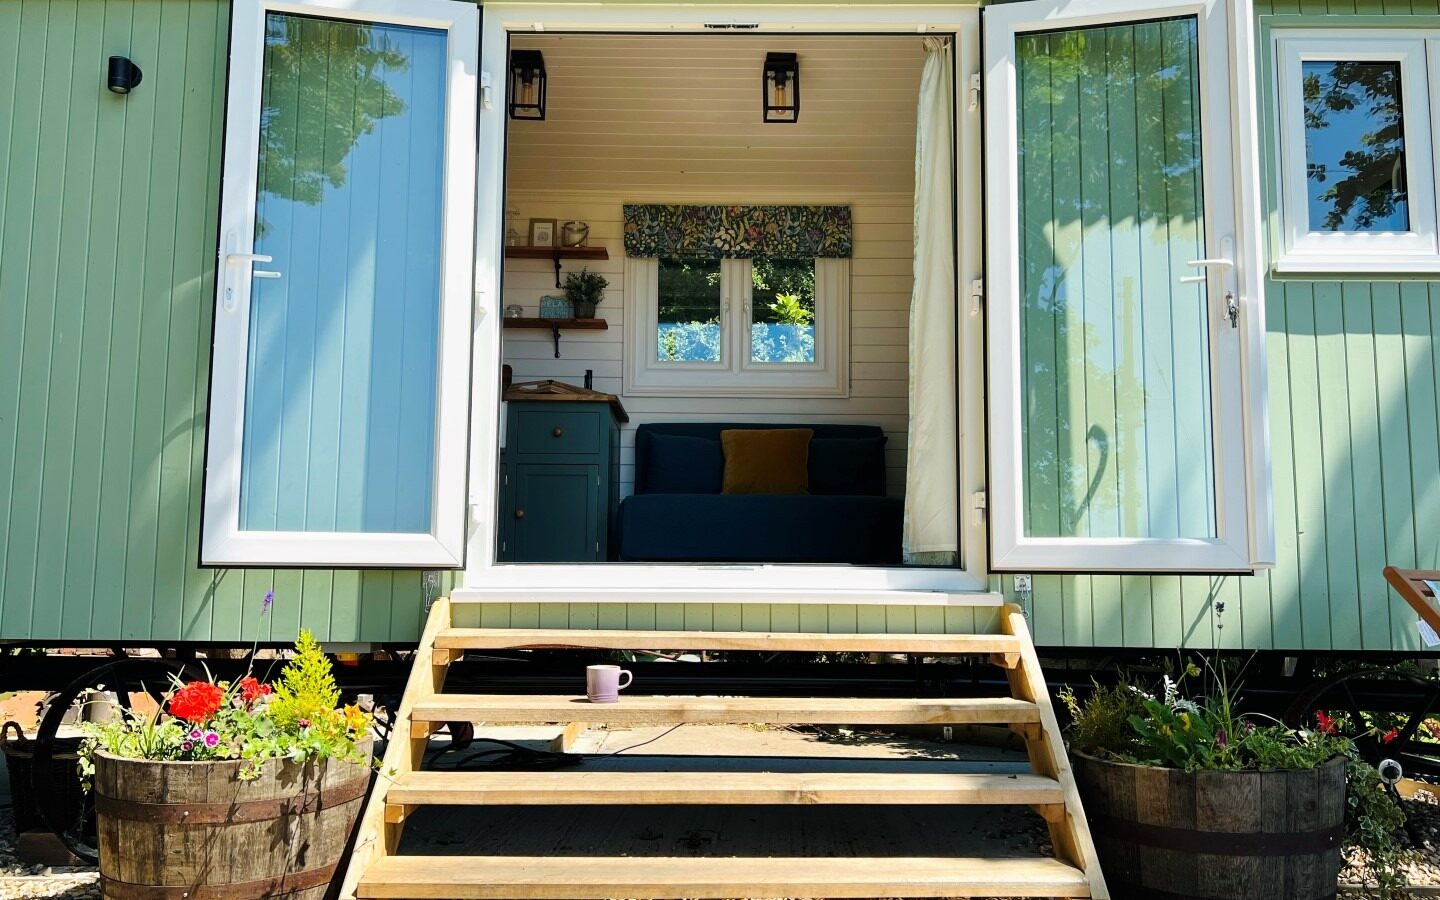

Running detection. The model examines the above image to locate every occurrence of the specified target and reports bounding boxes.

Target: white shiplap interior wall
[501,35,924,498]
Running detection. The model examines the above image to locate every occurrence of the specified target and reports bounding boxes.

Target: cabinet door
[511,464,601,562]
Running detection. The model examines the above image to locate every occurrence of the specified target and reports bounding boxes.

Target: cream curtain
[903,37,958,565]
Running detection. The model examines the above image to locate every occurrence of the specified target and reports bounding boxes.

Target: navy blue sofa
[615,423,902,564]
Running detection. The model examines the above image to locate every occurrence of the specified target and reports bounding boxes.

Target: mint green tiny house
[0,0,1436,650]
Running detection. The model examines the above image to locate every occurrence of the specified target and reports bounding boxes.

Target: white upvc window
[1273,32,1440,273]
[623,256,850,397]
[201,0,478,567]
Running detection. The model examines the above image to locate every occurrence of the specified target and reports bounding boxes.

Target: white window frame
[983,0,1274,573]
[201,0,477,568]
[624,256,850,398]
[1273,32,1440,274]
[461,3,991,602]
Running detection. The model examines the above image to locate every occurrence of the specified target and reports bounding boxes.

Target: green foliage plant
[563,268,609,308]
[1063,654,1407,898]
[80,599,374,784]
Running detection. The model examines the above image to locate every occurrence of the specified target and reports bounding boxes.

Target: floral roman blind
[623,204,852,259]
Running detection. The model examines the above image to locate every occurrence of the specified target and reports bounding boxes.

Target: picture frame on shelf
[528,218,557,248]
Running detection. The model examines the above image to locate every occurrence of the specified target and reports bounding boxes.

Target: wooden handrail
[1383,566,1440,638]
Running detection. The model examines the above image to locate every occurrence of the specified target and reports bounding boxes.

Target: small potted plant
[1062,658,1407,899]
[79,607,375,898]
[563,268,608,318]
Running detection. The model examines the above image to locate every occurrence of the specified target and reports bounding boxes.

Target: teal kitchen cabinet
[498,392,626,562]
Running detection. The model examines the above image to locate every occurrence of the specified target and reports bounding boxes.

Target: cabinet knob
[552,427,564,438]
[514,509,525,519]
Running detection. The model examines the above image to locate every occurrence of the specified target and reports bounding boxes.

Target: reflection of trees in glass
[1302,60,1407,231]
[1016,19,1213,540]
[258,14,409,214]
[657,258,722,362]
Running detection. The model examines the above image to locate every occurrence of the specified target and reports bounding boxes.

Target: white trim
[983,0,1266,573]
[1272,32,1440,274]
[450,586,1005,607]
[464,4,989,601]
[201,0,477,567]
[624,257,850,398]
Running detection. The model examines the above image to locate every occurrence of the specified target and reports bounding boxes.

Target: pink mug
[586,664,633,703]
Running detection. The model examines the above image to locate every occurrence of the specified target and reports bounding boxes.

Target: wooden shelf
[501,317,607,357]
[504,245,608,261]
[501,317,607,330]
[504,245,609,288]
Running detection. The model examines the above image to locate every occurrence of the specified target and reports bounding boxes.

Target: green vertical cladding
[1003,0,1440,652]
[0,0,432,644]
[6,0,1440,649]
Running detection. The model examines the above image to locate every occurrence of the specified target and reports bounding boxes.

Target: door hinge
[968,73,982,111]
[973,490,987,525]
[969,278,984,317]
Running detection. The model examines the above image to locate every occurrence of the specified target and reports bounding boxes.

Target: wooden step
[356,854,1091,898]
[435,627,1022,655]
[387,770,1064,807]
[411,694,1041,726]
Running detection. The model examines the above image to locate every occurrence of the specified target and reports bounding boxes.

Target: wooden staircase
[339,599,1109,899]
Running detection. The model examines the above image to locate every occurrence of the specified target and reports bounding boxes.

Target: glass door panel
[241,14,447,534]
[1016,19,1217,541]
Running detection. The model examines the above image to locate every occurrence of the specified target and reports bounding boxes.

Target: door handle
[1179,257,1234,284]
[224,252,273,265]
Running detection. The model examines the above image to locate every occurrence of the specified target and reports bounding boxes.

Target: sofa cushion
[633,423,887,496]
[808,435,887,496]
[617,493,903,564]
[721,428,813,495]
[645,433,724,494]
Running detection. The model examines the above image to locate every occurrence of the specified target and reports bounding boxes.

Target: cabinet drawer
[512,409,601,456]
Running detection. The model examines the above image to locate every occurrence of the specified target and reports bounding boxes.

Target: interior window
[625,255,848,397]
[1274,33,1440,272]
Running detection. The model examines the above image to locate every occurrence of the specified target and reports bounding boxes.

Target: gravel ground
[0,817,97,900]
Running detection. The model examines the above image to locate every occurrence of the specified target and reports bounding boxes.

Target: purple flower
[189,729,203,741]
[204,731,220,748]
[298,718,311,729]
[181,741,193,752]
[1217,728,1227,748]
[262,591,275,615]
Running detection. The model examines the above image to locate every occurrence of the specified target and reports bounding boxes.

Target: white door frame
[981,0,1272,573]
[459,3,989,602]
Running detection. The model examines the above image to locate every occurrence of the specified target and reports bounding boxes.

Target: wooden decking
[339,601,1109,899]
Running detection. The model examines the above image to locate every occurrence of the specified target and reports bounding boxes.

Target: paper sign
[1419,619,1440,648]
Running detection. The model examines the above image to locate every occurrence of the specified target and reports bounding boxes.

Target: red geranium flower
[1383,727,1400,745]
[1315,710,1337,735]
[237,676,272,705]
[169,681,224,724]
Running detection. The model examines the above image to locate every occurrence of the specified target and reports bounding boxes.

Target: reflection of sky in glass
[239,15,447,534]
[1302,60,1409,233]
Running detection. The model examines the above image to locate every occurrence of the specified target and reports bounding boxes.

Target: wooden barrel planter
[1072,751,1347,900]
[91,742,372,900]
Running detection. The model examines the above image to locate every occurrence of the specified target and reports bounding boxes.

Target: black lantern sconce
[762,52,799,123]
[508,49,547,120]
[107,56,143,94]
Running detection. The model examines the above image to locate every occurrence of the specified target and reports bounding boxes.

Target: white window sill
[1272,254,1440,276]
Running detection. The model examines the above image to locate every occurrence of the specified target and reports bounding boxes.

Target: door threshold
[449,586,1004,606]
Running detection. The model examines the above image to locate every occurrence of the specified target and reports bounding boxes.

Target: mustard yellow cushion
[720,429,813,495]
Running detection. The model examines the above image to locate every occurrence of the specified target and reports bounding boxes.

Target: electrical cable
[422,724,689,771]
